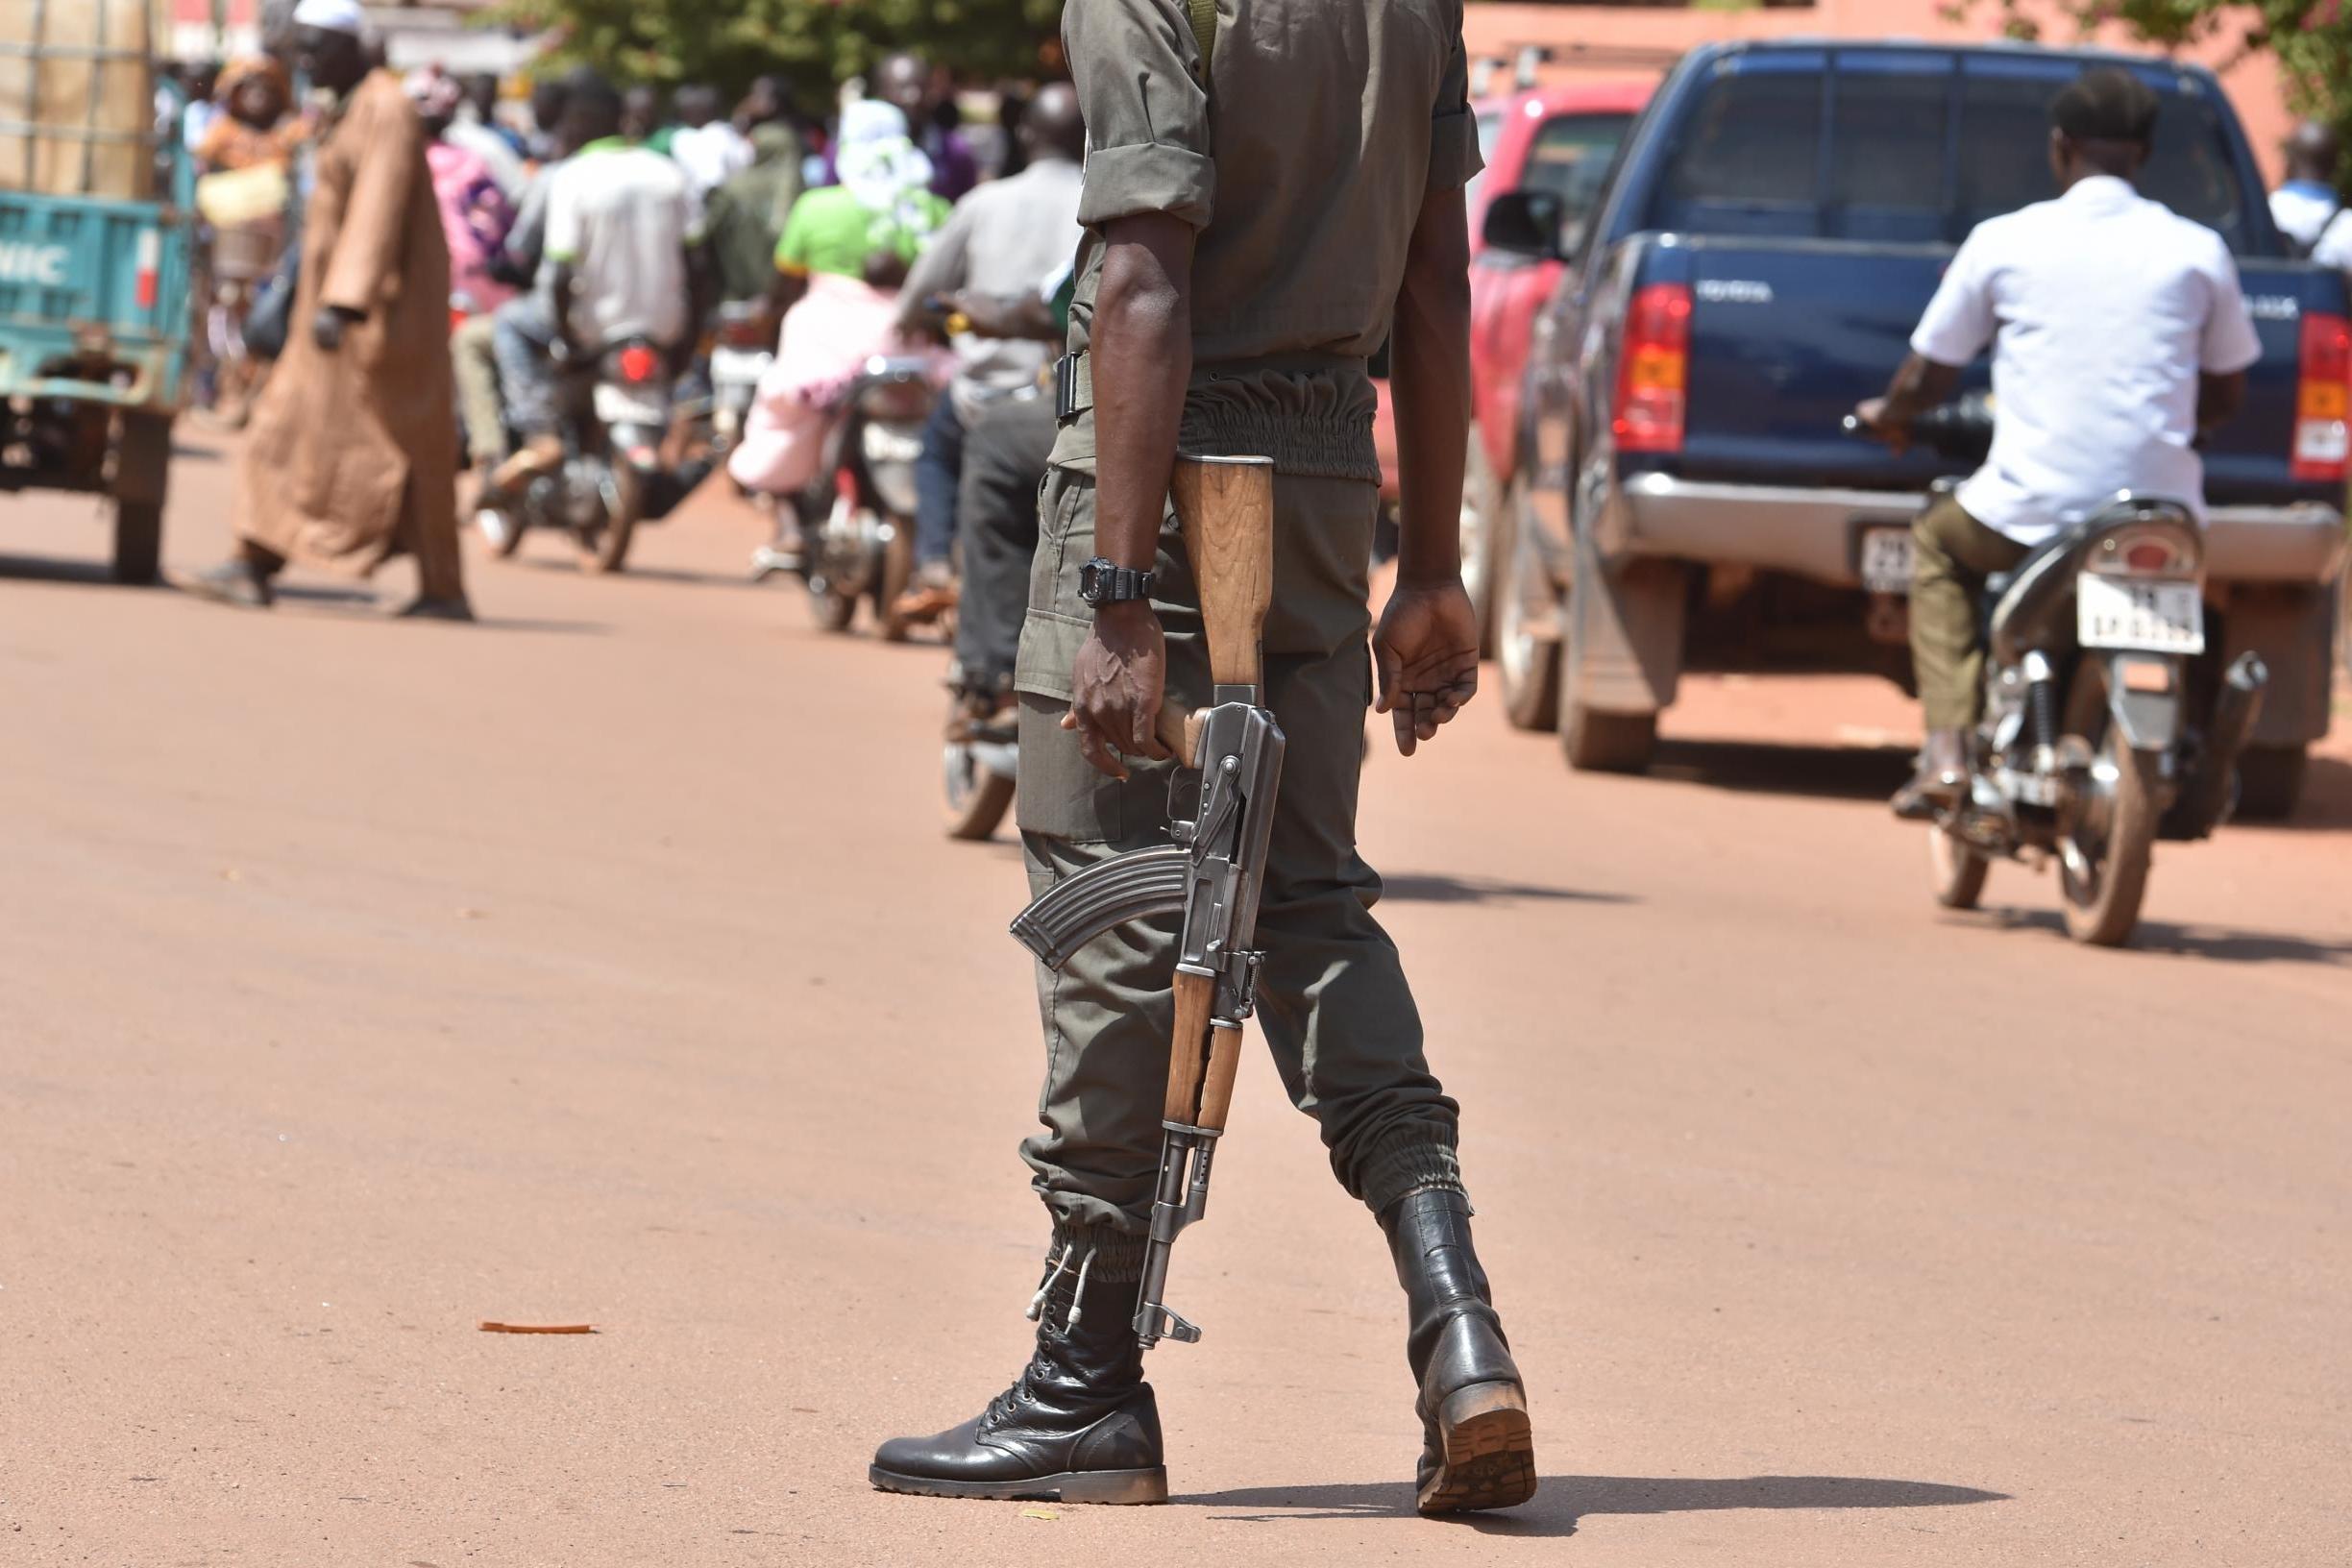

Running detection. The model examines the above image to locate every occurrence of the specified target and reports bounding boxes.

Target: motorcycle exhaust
[2173,651,2268,840]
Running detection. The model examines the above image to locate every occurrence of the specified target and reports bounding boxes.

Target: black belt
[1053,349,1368,425]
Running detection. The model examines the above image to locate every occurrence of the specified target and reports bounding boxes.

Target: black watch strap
[1079,557,1155,607]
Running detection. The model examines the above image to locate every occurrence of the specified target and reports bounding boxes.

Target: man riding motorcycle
[887,83,1085,627]
[491,73,708,496]
[946,266,1073,712]
[1853,66,2263,818]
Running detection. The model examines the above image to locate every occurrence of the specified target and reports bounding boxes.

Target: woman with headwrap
[196,56,306,173]
[769,100,949,307]
[193,56,307,419]
[407,67,516,315]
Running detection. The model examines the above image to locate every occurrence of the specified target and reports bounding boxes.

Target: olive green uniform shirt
[1052,0,1482,482]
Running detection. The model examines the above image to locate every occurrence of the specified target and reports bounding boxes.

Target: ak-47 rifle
[1010,453,1285,1352]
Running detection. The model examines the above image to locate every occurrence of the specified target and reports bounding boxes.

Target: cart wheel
[110,411,171,586]
[111,500,163,585]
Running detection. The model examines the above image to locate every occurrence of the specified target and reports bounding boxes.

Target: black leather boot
[870,1248,1166,1505]
[1382,1188,1536,1513]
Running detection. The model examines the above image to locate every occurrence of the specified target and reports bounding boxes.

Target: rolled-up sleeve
[1910,229,1996,367]
[1066,0,1214,231]
[2195,236,2263,375]
[1428,33,1482,193]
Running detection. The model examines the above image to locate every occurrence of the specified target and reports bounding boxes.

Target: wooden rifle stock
[1159,454,1275,1135]
[1150,455,1273,763]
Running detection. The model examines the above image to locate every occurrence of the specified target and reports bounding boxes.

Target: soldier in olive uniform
[871,0,1534,1514]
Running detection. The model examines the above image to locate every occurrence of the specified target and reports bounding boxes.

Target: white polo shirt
[544,137,704,350]
[1910,175,2264,545]
[2314,208,2352,274]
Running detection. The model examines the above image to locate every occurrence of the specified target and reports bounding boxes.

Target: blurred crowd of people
[163,5,1088,645]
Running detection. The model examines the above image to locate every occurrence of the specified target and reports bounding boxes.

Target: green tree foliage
[1955,1,2352,184]
[494,0,1065,99]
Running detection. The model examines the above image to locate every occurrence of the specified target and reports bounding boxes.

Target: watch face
[1080,560,1106,602]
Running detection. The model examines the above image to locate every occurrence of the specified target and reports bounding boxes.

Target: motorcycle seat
[1983,495,2197,665]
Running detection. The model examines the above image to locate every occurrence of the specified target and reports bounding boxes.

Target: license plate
[593,384,669,427]
[711,346,770,385]
[2077,574,2205,653]
[862,423,925,464]
[1858,524,1915,594]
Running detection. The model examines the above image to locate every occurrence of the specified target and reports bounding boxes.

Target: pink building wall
[1464,0,2302,184]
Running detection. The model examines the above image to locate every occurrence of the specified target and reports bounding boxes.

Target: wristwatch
[1078,557,1155,609]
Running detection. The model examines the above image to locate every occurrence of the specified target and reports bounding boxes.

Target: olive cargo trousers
[1912,492,2030,731]
[1012,466,1463,1279]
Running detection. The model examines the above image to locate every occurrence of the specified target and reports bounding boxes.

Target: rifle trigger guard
[1138,1303,1202,1347]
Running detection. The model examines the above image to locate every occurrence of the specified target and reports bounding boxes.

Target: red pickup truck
[1374,81,1652,646]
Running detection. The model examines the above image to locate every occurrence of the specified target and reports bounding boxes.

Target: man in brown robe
[184,4,473,621]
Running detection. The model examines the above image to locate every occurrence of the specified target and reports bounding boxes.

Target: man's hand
[311,306,362,352]
[1850,396,1910,455]
[1063,601,1174,780]
[1373,576,1479,756]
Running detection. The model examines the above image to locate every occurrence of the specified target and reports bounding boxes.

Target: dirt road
[3,433,2346,1565]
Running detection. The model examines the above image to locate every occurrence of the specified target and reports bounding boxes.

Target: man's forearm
[1390,188,1473,587]
[1090,216,1194,573]
[2196,370,2246,435]
[1879,352,1962,426]
[548,264,578,352]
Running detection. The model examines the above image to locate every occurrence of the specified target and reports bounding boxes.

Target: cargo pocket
[1013,468,1200,848]
[1016,471,1126,845]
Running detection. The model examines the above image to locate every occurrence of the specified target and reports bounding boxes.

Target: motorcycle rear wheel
[577,462,640,575]
[2056,658,2159,947]
[807,580,859,632]
[477,504,527,558]
[943,745,1017,842]
[875,515,917,643]
[1926,822,1989,910]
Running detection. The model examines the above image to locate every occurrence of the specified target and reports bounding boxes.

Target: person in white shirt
[2314,205,2352,277]
[2268,121,2340,257]
[1855,66,2263,816]
[667,83,753,198]
[492,72,709,491]
[887,84,1087,625]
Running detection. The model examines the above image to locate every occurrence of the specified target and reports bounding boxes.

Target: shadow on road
[1185,1472,2007,1536]
[1981,906,2352,967]
[1648,739,1915,802]
[1383,872,1633,908]
[513,557,753,591]
[2237,754,2352,833]
[0,552,128,587]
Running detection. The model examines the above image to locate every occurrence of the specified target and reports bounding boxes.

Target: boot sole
[868,1463,1167,1506]
[1417,1381,1537,1515]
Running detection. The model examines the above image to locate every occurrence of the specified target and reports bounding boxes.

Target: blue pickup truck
[1491,40,2347,816]
[0,33,193,584]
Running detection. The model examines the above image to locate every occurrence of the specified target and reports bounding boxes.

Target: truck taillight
[2292,310,2349,482]
[1614,282,1690,453]
[135,228,159,312]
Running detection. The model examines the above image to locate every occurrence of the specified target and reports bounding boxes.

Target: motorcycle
[708,301,773,455]
[476,337,675,575]
[1848,403,2269,947]
[942,681,1019,841]
[772,354,932,638]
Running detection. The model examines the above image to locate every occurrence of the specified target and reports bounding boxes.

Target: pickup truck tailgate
[1665,236,2325,505]
[1672,239,1968,490]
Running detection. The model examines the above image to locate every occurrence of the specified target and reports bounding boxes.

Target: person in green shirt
[769,100,947,309]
